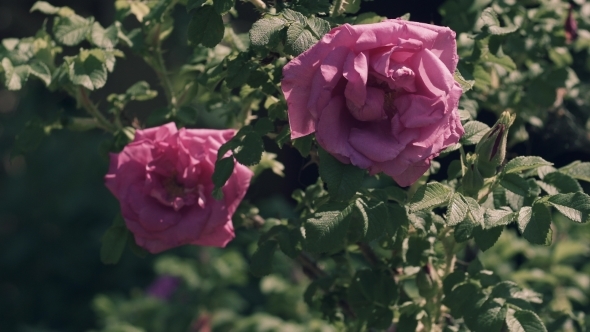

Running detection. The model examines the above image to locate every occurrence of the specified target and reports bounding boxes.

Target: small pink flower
[565,4,578,43]
[146,275,181,300]
[105,123,253,253]
[282,20,464,186]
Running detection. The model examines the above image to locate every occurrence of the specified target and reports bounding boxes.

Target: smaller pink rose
[105,123,253,253]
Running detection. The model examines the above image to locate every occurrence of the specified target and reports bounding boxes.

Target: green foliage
[187,5,225,48]
[5,0,590,331]
[318,148,365,202]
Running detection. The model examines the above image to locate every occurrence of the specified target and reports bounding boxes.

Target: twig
[76,87,118,132]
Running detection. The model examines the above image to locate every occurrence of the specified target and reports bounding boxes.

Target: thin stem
[358,242,380,267]
[295,253,356,319]
[145,23,178,112]
[75,87,118,133]
[331,0,346,17]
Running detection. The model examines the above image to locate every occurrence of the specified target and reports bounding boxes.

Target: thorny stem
[357,242,380,267]
[430,227,457,331]
[74,87,119,133]
[331,0,347,17]
[146,23,178,112]
[295,253,356,319]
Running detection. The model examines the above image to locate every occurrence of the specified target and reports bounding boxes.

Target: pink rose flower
[105,123,253,253]
[282,19,464,187]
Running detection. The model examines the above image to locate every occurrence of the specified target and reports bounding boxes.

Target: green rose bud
[416,264,441,299]
[475,111,515,178]
[462,153,484,197]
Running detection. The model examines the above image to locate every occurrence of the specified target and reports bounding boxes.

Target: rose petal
[134,122,177,142]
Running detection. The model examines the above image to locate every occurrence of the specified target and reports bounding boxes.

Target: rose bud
[105,123,253,253]
[475,111,515,178]
[462,153,484,197]
[282,19,464,187]
[565,3,578,43]
[416,264,441,298]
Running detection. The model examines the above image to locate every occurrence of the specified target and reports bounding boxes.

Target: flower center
[162,176,190,198]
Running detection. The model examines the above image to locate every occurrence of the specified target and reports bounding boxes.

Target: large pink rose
[281,19,464,187]
[105,123,253,253]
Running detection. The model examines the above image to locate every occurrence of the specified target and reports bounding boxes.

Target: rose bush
[282,19,465,186]
[105,123,253,253]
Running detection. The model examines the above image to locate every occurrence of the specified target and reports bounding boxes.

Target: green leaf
[176,106,198,125]
[144,0,169,22]
[128,2,150,21]
[547,192,590,223]
[306,17,331,37]
[249,16,286,48]
[446,192,469,226]
[355,12,386,24]
[28,60,51,86]
[474,226,504,252]
[354,198,392,241]
[490,281,542,303]
[226,55,252,89]
[484,207,515,228]
[542,172,583,194]
[281,9,306,24]
[234,133,264,166]
[318,148,365,201]
[409,182,453,213]
[506,309,548,332]
[283,16,330,56]
[292,134,313,158]
[254,117,274,135]
[100,215,129,265]
[30,1,60,14]
[454,218,477,242]
[454,68,475,92]
[520,204,552,245]
[484,53,517,71]
[304,202,354,253]
[477,299,507,332]
[187,5,224,48]
[213,0,234,14]
[13,119,46,154]
[348,269,398,329]
[343,0,361,13]
[212,156,235,191]
[479,7,518,35]
[500,173,530,197]
[91,22,119,49]
[443,281,481,316]
[68,49,108,90]
[285,22,314,56]
[53,15,93,46]
[125,81,158,100]
[559,161,590,182]
[461,121,490,145]
[473,64,491,89]
[503,156,553,174]
[1,58,29,90]
[250,240,277,277]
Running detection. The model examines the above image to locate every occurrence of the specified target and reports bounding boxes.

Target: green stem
[73,87,118,133]
[331,0,347,17]
[146,24,178,112]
